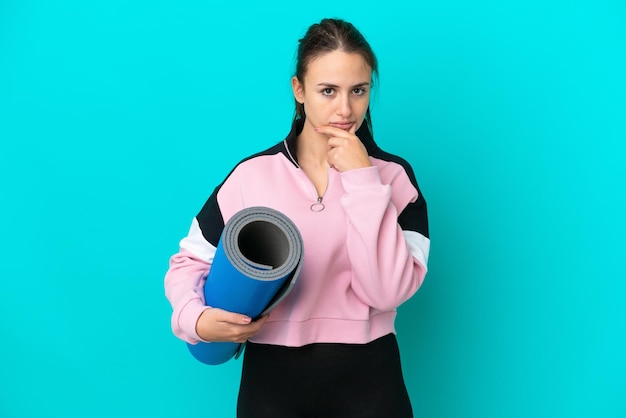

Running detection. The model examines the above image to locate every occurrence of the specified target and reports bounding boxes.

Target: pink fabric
[164,249,211,343]
[164,152,429,347]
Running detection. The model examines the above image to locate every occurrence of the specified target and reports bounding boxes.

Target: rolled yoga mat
[187,206,304,365]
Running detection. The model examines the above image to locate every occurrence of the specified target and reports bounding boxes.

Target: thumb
[349,122,357,135]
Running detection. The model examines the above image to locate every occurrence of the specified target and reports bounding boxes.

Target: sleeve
[339,164,430,311]
[164,189,225,344]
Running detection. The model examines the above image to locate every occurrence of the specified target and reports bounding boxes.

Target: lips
[330,122,354,130]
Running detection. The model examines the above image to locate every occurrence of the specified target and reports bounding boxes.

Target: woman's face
[292,50,372,133]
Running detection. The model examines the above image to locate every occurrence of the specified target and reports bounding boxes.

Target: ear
[291,76,304,104]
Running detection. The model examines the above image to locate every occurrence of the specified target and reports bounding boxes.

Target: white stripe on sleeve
[403,230,430,271]
[179,218,217,263]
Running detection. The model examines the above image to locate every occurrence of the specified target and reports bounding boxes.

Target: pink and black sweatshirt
[164,119,430,347]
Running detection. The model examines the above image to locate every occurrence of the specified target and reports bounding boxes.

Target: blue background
[1,1,625,417]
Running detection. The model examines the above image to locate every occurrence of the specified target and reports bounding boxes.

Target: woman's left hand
[315,124,372,172]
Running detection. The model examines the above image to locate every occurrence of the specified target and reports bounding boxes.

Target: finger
[253,314,270,325]
[349,122,357,135]
[327,136,347,149]
[327,134,362,151]
[230,315,269,342]
[211,308,252,325]
[315,125,354,138]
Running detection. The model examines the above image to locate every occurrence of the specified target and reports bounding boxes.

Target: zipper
[284,139,327,212]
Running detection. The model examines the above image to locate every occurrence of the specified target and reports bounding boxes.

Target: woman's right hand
[195,308,269,343]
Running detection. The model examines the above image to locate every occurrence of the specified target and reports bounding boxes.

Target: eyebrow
[316,82,371,88]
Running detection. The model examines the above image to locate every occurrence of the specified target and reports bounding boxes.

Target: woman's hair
[293,18,378,131]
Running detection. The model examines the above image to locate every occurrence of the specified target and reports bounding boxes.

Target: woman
[164,18,430,418]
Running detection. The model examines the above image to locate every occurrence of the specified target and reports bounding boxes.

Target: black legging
[237,333,413,418]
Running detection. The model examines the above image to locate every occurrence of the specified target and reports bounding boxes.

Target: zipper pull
[310,196,325,212]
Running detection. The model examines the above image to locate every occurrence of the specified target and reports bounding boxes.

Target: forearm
[341,166,428,310]
[164,249,213,343]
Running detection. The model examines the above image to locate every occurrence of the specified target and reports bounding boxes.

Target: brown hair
[293,18,378,131]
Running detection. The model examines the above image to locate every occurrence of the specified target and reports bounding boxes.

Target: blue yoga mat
[187,206,304,365]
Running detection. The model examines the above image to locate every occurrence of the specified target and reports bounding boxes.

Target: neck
[296,119,330,168]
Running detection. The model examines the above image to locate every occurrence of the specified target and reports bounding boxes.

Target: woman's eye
[353,88,366,95]
[322,88,334,96]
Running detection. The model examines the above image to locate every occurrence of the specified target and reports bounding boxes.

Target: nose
[336,93,352,118]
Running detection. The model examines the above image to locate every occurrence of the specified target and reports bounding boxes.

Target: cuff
[178,299,211,343]
[340,166,383,192]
